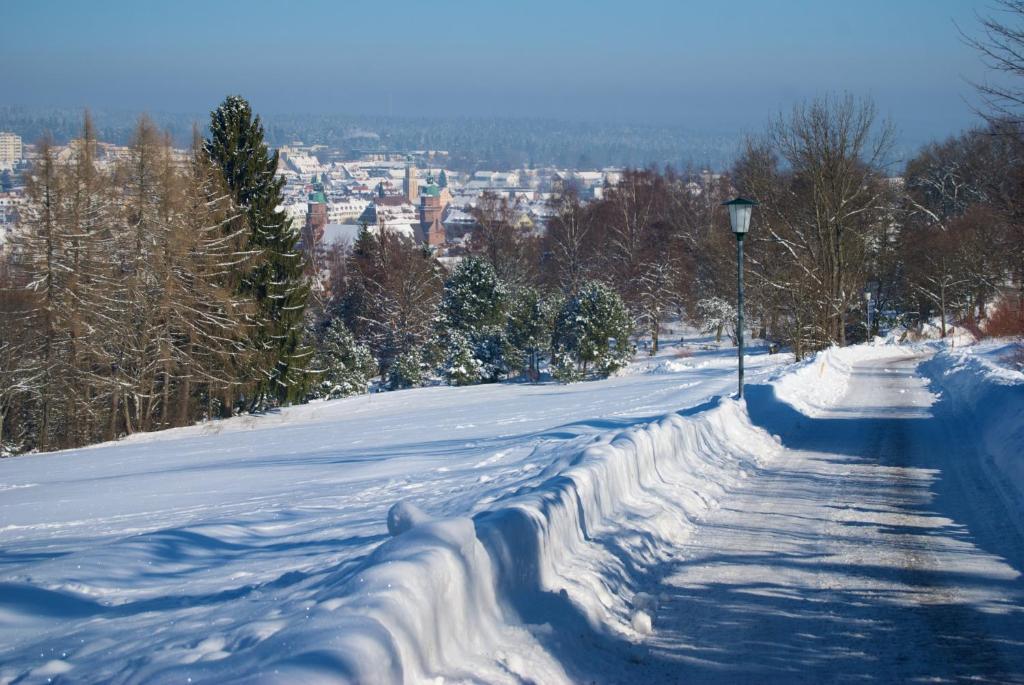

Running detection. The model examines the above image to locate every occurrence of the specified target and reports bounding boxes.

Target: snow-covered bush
[310,320,377,399]
[387,349,424,390]
[551,281,634,381]
[696,297,736,343]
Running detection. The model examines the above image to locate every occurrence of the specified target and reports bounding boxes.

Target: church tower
[403,164,419,204]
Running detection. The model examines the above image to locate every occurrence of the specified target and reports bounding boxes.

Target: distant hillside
[0,106,743,171]
[0,106,924,172]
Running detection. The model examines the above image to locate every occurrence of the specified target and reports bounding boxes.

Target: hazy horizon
[1,0,1009,144]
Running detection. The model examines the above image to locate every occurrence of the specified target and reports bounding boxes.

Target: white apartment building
[0,132,23,170]
[327,199,369,223]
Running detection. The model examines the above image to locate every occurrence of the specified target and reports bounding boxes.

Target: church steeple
[404,164,419,204]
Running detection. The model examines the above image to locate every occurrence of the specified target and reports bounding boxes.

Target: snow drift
[136,398,781,684]
[920,343,1024,502]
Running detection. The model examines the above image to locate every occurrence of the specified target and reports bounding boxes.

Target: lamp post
[722,197,757,399]
[864,291,873,338]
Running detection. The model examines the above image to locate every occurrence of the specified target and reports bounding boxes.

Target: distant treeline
[0,105,750,171]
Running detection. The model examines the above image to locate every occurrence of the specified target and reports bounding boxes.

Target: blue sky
[0,0,1005,138]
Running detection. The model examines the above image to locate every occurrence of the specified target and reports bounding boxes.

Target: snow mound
[648,358,709,374]
[883,321,977,347]
[148,398,779,683]
[386,501,431,536]
[632,591,658,615]
[920,344,1024,501]
[630,610,653,635]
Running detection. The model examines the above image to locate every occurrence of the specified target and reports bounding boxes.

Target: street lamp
[864,291,873,338]
[722,197,757,399]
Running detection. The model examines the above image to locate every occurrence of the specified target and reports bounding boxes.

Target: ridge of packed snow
[768,343,913,415]
[920,341,1024,503]
[132,398,780,683]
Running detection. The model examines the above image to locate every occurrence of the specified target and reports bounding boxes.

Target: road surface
[609,353,1024,683]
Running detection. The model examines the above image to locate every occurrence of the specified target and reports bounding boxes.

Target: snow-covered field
[0,336,790,683]
[2,336,1022,684]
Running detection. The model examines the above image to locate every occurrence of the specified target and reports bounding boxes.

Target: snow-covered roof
[322,223,362,247]
[444,207,476,224]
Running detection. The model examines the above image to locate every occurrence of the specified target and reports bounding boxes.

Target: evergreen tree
[436,256,509,382]
[311,320,377,399]
[438,256,507,332]
[205,95,310,408]
[551,281,634,381]
[387,349,423,390]
[504,286,556,379]
[442,330,482,386]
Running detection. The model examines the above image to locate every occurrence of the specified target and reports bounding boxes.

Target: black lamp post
[722,197,757,399]
[864,291,873,338]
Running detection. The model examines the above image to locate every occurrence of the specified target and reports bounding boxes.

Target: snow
[630,610,653,635]
[768,343,915,415]
[641,348,1024,682]
[2,336,1022,683]
[386,501,431,536]
[0,335,787,683]
[919,339,1024,503]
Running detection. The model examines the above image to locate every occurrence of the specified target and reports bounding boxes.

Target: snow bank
[147,399,779,684]
[883,320,977,347]
[644,356,712,374]
[769,344,910,415]
[920,344,1024,501]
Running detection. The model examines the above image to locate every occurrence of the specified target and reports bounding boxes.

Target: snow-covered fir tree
[504,286,558,379]
[551,281,634,382]
[436,256,509,382]
[387,349,424,390]
[311,320,377,399]
[441,330,483,386]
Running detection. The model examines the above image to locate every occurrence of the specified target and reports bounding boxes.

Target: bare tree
[736,95,895,352]
[340,226,443,374]
[595,169,682,352]
[962,1,1024,126]
[0,261,44,452]
[468,191,538,287]
[543,188,597,294]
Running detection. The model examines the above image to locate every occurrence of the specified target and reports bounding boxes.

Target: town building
[418,171,453,246]
[0,133,24,170]
[403,164,419,204]
[304,189,328,246]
